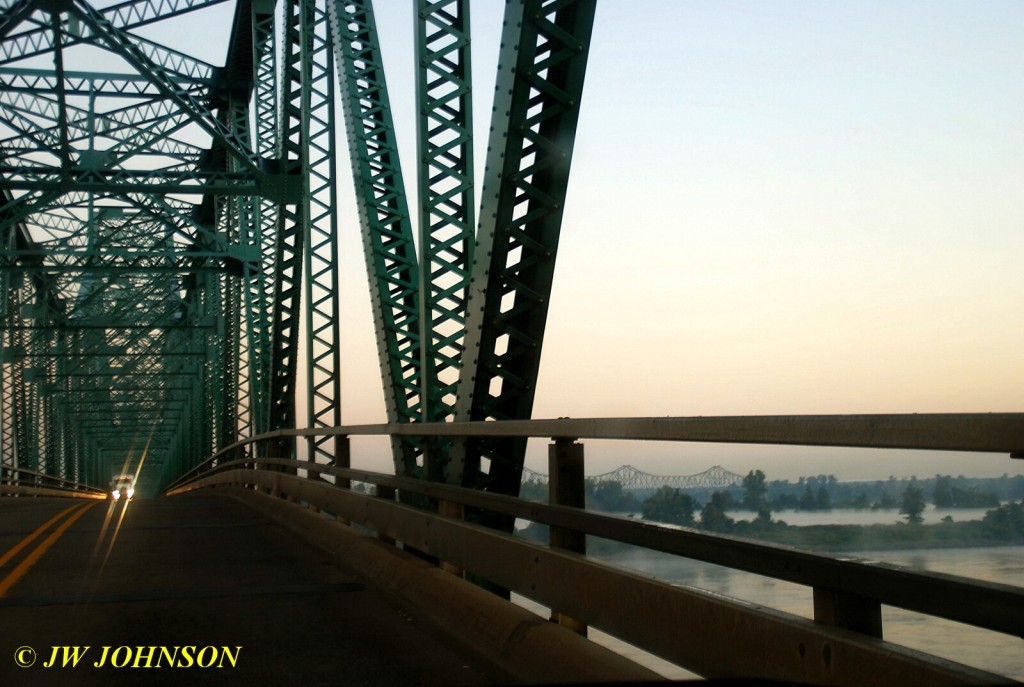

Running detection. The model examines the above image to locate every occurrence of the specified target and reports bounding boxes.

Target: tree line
[518,470,1022,532]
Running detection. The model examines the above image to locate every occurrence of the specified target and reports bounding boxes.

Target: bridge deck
[0,495,494,686]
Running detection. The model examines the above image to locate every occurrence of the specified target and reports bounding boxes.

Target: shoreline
[519,501,1024,554]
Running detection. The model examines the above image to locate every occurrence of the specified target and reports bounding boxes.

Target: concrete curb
[219,487,664,684]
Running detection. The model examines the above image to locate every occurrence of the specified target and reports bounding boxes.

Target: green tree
[799,484,816,510]
[816,486,832,511]
[742,469,768,512]
[950,485,1000,508]
[900,481,926,524]
[591,480,637,512]
[700,491,735,532]
[520,479,547,502]
[981,501,1024,541]
[933,475,954,508]
[641,486,695,526]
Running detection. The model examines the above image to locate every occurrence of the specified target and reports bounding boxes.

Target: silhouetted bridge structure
[1,0,1023,684]
[523,463,745,491]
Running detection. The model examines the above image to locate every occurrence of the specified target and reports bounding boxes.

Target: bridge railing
[165,413,1024,684]
[0,465,107,499]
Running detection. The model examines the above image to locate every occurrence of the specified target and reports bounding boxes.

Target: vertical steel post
[548,437,587,635]
[813,588,883,638]
[330,0,422,477]
[414,0,475,483]
[301,0,341,468]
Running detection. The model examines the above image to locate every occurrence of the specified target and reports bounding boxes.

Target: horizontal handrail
[165,413,1024,681]
[0,465,106,497]
[224,413,1024,452]
[174,454,1023,639]
[170,459,1016,684]
[167,412,1024,492]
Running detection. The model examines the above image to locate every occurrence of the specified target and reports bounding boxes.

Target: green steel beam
[0,0,231,64]
[448,0,596,501]
[331,0,422,476]
[0,0,289,489]
[265,0,310,453]
[302,0,341,466]
[414,0,474,481]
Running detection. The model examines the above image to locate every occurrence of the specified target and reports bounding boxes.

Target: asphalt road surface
[0,495,494,686]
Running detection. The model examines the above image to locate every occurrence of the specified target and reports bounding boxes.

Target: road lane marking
[0,502,88,569]
[0,502,97,598]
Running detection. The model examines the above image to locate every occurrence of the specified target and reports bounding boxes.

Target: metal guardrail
[0,465,107,499]
[175,414,1024,467]
[165,414,1024,684]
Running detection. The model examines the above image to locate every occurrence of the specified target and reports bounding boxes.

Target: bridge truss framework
[522,465,746,492]
[0,0,596,501]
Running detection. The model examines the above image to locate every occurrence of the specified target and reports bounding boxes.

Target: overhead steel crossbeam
[448,0,596,499]
[0,0,230,65]
[0,0,341,494]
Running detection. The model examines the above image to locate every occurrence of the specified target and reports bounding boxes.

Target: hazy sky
[329,2,1024,481]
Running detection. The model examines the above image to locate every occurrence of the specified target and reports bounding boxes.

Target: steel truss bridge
[523,464,745,491]
[0,0,594,501]
[1,1,1023,684]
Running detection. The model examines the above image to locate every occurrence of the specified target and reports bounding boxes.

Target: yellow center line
[0,502,89,569]
[0,501,98,598]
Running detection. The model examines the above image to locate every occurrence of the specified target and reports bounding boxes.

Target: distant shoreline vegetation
[517,470,1024,552]
[519,501,1024,553]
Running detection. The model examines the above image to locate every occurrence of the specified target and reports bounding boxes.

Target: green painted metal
[330,0,595,497]
[414,0,474,481]
[330,0,423,477]
[265,0,310,454]
[448,0,596,500]
[1,0,594,510]
[301,0,341,466]
[0,0,340,494]
[246,0,279,446]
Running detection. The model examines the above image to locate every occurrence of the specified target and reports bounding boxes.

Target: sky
[58,1,1020,481]
[332,2,1023,482]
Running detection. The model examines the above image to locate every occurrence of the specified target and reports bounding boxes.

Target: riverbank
[720,517,1023,552]
[520,500,1024,554]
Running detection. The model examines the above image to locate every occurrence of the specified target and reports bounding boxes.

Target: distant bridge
[522,464,744,491]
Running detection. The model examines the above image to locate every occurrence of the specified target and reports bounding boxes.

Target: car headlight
[111,490,120,500]
[127,488,134,499]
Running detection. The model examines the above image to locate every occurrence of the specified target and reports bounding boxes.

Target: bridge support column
[549,438,587,636]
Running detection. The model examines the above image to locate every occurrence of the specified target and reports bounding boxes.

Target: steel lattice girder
[0,0,341,491]
[448,0,596,498]
[414,0,474,481]
[330,0,423,476]
[332,0,595,494]
[301,0,340,466]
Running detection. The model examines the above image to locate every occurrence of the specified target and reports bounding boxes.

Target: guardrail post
[334,436,351,489]
[438,499,465,577]
[549,437,587,636]
[813,588,883,638]
[334,436,351,525]
[376,484,397,545]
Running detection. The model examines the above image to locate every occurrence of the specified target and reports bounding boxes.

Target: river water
[513,528,1024,680]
